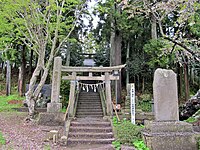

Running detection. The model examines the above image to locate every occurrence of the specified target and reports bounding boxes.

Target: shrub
[60,80,70,108]
[113,118,143,145]
[133,140,149,150]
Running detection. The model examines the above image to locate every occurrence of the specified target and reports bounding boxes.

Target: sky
[82,0,100,29]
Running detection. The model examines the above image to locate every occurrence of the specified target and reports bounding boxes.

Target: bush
[133,140,150,150]
[137,94,152,112]
[113,118,143,145]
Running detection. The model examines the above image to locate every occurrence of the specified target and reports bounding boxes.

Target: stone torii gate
[47,57,125,117]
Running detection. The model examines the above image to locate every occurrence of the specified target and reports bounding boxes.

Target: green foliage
[133,140,149,150]
[43,145,51,150]
[113,118,143,145]
[0,131,6,145]
[143,38,175,69]
[184,117,198,123]
[137,94,152,112]
[113,116,120,127]
[0,95,24,112]
[60,80,70,108]
[112,140,121,150]
[198,137,200,150]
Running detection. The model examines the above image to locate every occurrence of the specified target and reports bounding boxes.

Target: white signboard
[130,83,135,124]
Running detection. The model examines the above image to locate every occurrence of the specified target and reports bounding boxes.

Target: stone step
[68,132,114,139]
[80,92,99,95]
[76,114,103,118]
[70,121,110,127]
[77,107,102,110]
[77,102,101,105]
[78,97,100,100]
[78,99,101,102]
[67,138,115,145]
[77,103,101,106]
[77,106,102,109]
[79,95,99,97]
[70,126,112,133]
[76,112,103,116]
[76,109,102,112]
[79,94,99,96]
[76,108,103,112]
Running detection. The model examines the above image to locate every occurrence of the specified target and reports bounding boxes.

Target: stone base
[47,102,62,113]
[38,112,64,126]
[142,121,197,150]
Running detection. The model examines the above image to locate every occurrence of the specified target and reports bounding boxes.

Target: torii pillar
[47,57,62,112]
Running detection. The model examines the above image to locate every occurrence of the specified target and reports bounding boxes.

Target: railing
[73,81,80,117]
[63,81,80,121]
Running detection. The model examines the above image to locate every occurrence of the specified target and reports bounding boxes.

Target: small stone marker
[153,68,179,121]
[49,130,59,140]
[60,136,68,145]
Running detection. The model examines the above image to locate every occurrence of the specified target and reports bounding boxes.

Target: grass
[0,131,6,145]
[0,95,24,112]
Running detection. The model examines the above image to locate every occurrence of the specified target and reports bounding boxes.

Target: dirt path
[0,112,115,150]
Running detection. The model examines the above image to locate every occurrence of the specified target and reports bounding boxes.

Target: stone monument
[142,68,197,150]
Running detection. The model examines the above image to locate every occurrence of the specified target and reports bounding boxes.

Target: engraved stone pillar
[47,57,62,112]
[142,68,197,150]
[153,68,179,121]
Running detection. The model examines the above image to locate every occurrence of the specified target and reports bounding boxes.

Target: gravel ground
[0,112,67,150]
[0,112,115,150]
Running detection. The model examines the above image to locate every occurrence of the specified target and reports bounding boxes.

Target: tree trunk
[26,58,42,118]
[18,45,26,96]
[110,21,116,66]
[177,63,183,99]
[184,63,189,101]
[126,42,130,90]
[66,50,70,66]
[151,14,157,39]
[6,60,11,96]
[142,76,145,93]
[115,31,122,104]
[29,50,33,77]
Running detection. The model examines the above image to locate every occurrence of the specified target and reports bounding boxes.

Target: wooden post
[6,60,11,96]
[69,72,76,117]
[105,72,112,116]
[47,57,62,112]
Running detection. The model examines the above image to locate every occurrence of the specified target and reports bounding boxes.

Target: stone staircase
[76,92,103,118]
[67,91,114,146]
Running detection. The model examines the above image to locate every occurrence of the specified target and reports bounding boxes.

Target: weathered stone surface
[51,57,62,103]
[60,136,68,146]
[142,131,197,150]
[38,112,64,126]
[48,130,59,140]
[121,145,136,150]
[153,68,179,121]
[47,102,62,113]
[144,120,193,133]
[142,69,197,150]
[25,84,51,107]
